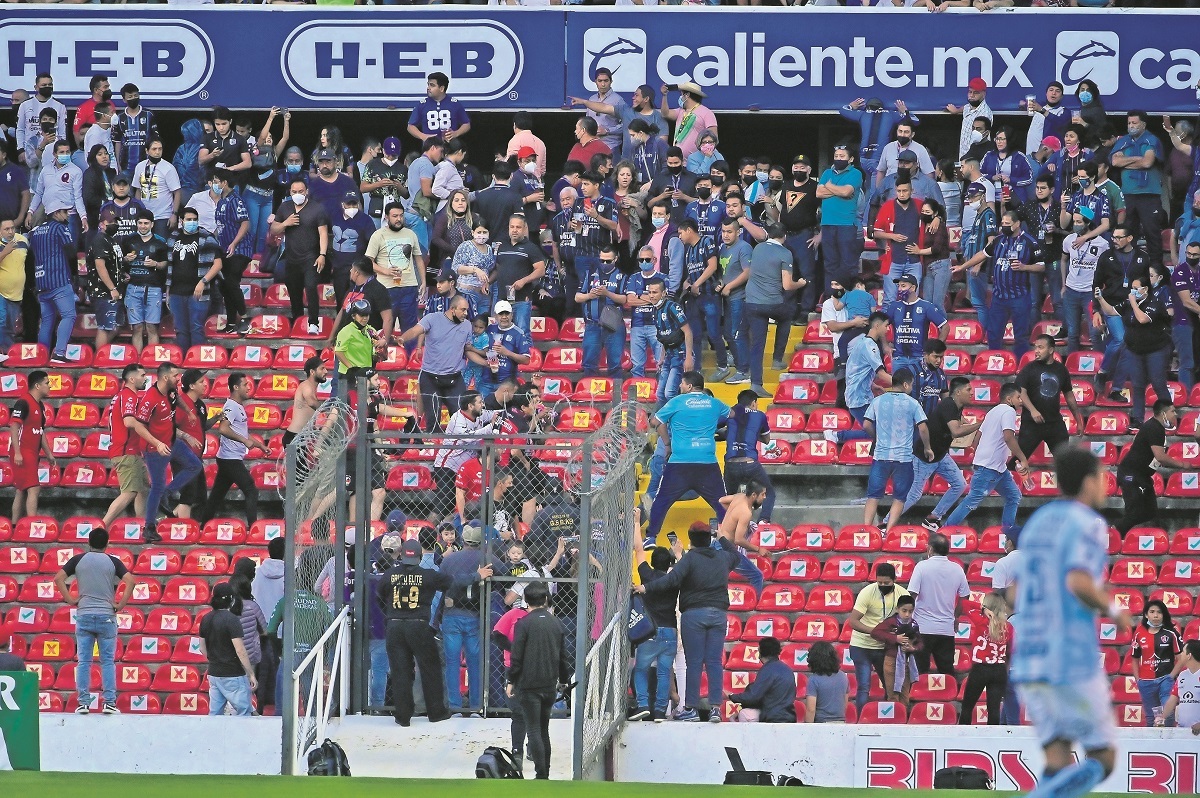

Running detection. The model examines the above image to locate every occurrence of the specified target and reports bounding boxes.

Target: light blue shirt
[1011,499,1110,686]
[845,335,883,410]
[817,166,863,227]
[864,391,926,462]
[656,392,731,464]
[1110,131,1163,197]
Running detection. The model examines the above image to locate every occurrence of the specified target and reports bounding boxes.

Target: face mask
[55,154,69,166]
[101,89,113,102]
[1079,91,1093,104]
[756,170,768,182]
[741,174,755,186]
[1073,224,1087,234]
[521,161,537,175]
[897,289,911,301]
[696,186,712,200]
[285,163,302,174]
[210,183,222,195]
[833,159,849,171]
[969,130,984,144]
[922,215,935,223]
[183,220,199,234]
[896,135,911,146]
[37,86,52,99]
[344,207,359,218]
[768,179,783,191]
[1187,256,1200,267]
[126,98,140,110]
[291,192,307,205]
[148,155,161,164]
[878,584,894,596]
[1134,288,1148,301]
[651,217,667,229]
[473,233,489,245]
[666,164,682,176]
[1128,125,1140,136]
[710,176,724,187]
[792,170,807,181]
[1078,178,1091,189]
[639,259,655,271]
[103,223,117,237]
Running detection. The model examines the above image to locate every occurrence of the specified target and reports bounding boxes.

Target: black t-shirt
[203,131,248,175]
[336,277,392,335]
[118,233,171,288]
[376,564,453,622]
[648,171,698,224]
[920,396,962,462]
[494,238,546,303]
[275,198,331,266]
[1015,359,1071,425]
[1121,417,1166,478]
[637,563,679,629]
[86,234,125,301]
[778,177,821,232]
[198,608,245,678]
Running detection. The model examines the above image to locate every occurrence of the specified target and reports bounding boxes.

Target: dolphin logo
[1059,39,1117,85]
[586,36,645,81]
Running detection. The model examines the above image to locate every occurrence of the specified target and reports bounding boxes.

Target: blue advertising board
[0,8,1198,113]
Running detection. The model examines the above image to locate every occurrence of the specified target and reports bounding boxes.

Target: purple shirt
[1171,262,1200,327]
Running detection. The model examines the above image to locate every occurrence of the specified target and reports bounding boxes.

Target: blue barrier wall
[0,8,1197,112]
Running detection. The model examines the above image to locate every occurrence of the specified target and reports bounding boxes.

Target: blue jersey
[683,238,717,296]
[652,300,688,353]
[885,299,946,360]
[579,264,625,323]
[725,408,770,461]
[986,232,1043,300]
[485,322,529,383]
[570,197,616,258]
[1011,499,1110,686]
[112,108,159,171]
[624,270,661,328]
[656,392,731,464]
[98,198,147,239]
[30,219,74,293]
[408,96,469,138]
[911,362,948,417]
[214,193,254,257]
[684,198,727,244]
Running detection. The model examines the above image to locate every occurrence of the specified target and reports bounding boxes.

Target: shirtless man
[283,356,327,446]
[716,480,769,593]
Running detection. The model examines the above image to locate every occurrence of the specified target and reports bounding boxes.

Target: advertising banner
[0,670,40,770]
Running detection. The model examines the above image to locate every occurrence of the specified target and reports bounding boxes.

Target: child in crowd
[433,521,461,566]
[463,315,490,390]
[835,273,876,359]
[871,594,923,708]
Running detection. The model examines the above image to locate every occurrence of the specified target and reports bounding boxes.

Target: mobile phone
[666,83,679,92]
[709,518,719,536]
[666,532,678,544]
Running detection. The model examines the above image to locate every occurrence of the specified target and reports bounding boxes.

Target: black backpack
[307,739,351,776]
[476,745,524,779]
[933,766,992,790]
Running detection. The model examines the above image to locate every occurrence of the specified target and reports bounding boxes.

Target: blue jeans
[967,270,989,330]
[724,296,748,373]
[510,301,531,339]
[685,294,726,369]
[903,454,966,519]
[731,547,765,594]
[866,459,915,502]
[582,319,623,377]
[647,462,727,538]
[38,283,76,356]
[820,224,863,295]
[986,293,1032,359]
[144,439,204,528]
[1174,324,1196,393]
[242,189,273,255]
[680,607,726,709]
[1101,312,1126,379]
[1136,674,1175,727]
[999,682,1022,725]
[945,465,1021,530]
[633,627,678,711]
[655,349,685,407]
[743,301,787,388]
[1034,260,1063,320]
[836,404,871,444]
[784,230,819,315]
[370,637,389,707]
[168,294,208,354]
[210,674,253,716]
[849,645,886,713]
[629,325,661,378]
[647,453,665,501]
[1062,287,1093,354]
[441,613,481,711]
[922,258,951,315]
[882,263,921,306]
[76,613,118,705]
[389,285,420,352]
[0,297,20,350]
[1123,343,1172,421]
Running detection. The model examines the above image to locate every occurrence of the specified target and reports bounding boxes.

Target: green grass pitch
[0,772,1150,797]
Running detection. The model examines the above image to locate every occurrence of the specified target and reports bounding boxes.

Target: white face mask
[291,192,307,206]
[473,233,490,245]
[521,161,537,175]
[344,207,359,218]
[969,130,984,144]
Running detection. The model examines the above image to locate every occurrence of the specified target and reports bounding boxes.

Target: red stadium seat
[821,555,869,582]
[573,377,614,403]
[133,548,183,576]
[181,549,231,576]
[756,584,805,611]
[976,526,1011,555]
[760,440,791,464]
[726,585,757,612]
[773,554,821,582]
[0,545,40,574]
[170,636,207,664]
[7,342,49,366]
[542,346,583,372]
[152,664,202,692]
[909,701,957,725]
[0,372,26,398]
[742,614,791,642]
[27,634,76,662]
[910,673,958,701]
[386,464,435,491]
[751,523,789,552]
[774,379,819,405]
[1065,351,1102,376]
[247,519,285,545]
[765,407,805,434]
[1157,559,1199,586]
[818,380,840,405]
[804,319,833,343]
[1108,558,1157,586]
[789,349,834,374]
[121,578,163,606]
[1097,618,1132,647]
[0,576,21,602]
[59,461,106,489]
[55,401,101,429]
[556,407,602,433]
[967,378,1000,406]
[1084,410,1129,436]
[6,605,50,633]
[91,343,137,368]
[43,371,74,399]
[965,558,998,586]
[839,439,874,465]
[539,376,573,402]
[1166,471,1200,498]
[883,526,928,554]
[804,585,854,613]
[788,525,835,552]
[162,692,209,715]
[244,403,281,431]
[162,577,211,606]
[806,408,851,433]
[526,315,557,342]
[137,344,183,369]
[123,634,172,664]
[1149,588,1193,617]
[789,614,840,642]
[14,516,59,543]
[945,319,983,345]
[37,546,82,574]
[143,608,193,635]
[1120,527,1169,556]
[725,616,743,642]
[73,372,120,400]
[726,642,764,671]
[972,350,1017,376]
[858,701,907,724]
[790,439,838,465]
[1109,590,1144,617]
[834,525,882,553]
[940,349,972,377]
[623,377,658,403]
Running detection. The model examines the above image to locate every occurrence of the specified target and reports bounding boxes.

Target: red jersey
[135,386,175,446]
[10,392,47,458]
[968,619,1014,665]
[174,393,205,456]
[1132,626,1182,680]
[455,457,485,503]
[108,385,142,456]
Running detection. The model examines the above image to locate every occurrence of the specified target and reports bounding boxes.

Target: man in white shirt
[1160,640,1200,733]
[199,373,263,526]
[83,102,116,165]
[942,382,1028,533]
[876,119,935,186]
[907,532,969,675]
[132,139,181,238]
[989,527,1023,597]
[17,74,66,157]
[946,77,993,159]
[1060,211,1109,354]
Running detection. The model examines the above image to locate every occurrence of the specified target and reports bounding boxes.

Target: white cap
[493,300,514,315]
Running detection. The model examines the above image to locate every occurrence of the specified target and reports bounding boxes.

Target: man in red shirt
[8,370,55,523]
[454,456,485,520]
[101,364,150,529]
[567,116,611,167]
[136,363,201,543]
[173,368,212,521]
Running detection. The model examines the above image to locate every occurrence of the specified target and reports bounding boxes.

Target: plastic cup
[1025,95,1036,115]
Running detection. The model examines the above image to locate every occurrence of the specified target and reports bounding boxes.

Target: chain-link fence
[281,395,354,774]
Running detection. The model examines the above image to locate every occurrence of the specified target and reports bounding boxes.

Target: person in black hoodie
[82,143,116,241]
[728,636,796,723]
[635,521,738,722]
[507,582,571,780]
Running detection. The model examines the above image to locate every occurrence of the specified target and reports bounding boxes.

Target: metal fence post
[281,439,298,776]
[572,437,593,781]
[352,375,370,715]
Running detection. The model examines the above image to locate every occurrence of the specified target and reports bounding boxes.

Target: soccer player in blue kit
[1009,445,1132,798]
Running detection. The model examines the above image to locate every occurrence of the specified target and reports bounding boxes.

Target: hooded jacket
[173,118,206,201]
[642,538,739,612]
[252,557,286,628]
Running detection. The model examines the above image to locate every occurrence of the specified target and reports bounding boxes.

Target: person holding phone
[366,202,425,352]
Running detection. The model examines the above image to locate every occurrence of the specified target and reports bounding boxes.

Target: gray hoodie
[252,558,286,630]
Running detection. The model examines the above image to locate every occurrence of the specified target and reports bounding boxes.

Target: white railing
[578,611,627,776]
[292,606,351,776]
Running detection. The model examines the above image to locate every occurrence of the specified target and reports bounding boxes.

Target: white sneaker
[307,323,321,335]
[822,429,839,444]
